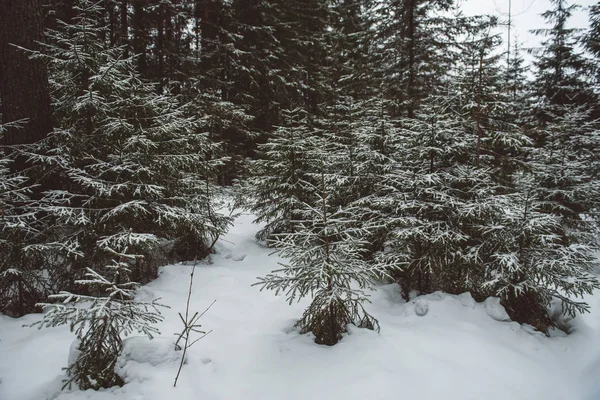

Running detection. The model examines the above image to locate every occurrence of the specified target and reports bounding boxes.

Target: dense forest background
[1,0,600,383]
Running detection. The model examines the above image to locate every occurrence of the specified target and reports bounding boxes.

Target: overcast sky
[459,0,595,56]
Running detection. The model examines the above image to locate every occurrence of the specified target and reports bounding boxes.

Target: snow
[413,298,430,316]
[483,297,511,322]
[1,212,599,400]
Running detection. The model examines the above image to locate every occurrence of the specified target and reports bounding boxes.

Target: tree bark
[105,0,116,46]
[120,0,128,51]
[0,0,53,161]
[132,0,147,75]
[406,0,416,119]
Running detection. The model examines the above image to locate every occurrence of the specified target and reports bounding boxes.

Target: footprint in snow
[222,252,246,261]
[232,253,246,261]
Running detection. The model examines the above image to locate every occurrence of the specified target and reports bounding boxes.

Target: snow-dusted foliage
[481,177,599,331]
[245,0,600,334]
[0,141,33,314]
[256,164,386,345]
[341,96,408,257]
[370,100,473,293]
[33,259,164,390]
[530,0,596,124]
[246,108,319,242]
[366,94,599,331]
[27,0,231,286]
[0,121,47,315]
[530,106,600,223]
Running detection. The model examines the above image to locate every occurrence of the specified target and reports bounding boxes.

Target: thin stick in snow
[173,257,216,387]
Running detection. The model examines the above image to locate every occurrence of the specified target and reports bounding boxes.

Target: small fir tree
[33,257,165,390]
[256,157,386,345]
[483,177,599,330]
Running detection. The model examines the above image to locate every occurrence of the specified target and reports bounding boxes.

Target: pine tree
[585,2,600,91]
[184,0,255,185]
[274,0,330,115]
[531,106,600,225]
[453,17,529,186]
[0,122,50,316]
[530,0,596,126]
[366,0,462,118]
[33,259,165,390]
[373,99,485,296]
[247,108,318,242]
[318,0,373,209]
[343,95,408,257]
[256,160,385,345]
[587,2,600,55]
[148,0,194,89]
[483,176,599,331]
[30,0,231,288]
[231,0,288,133]
[0,0,55,316]
[505,40,536,129]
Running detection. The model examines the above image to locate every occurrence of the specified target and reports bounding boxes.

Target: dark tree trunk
[107,0,117,46]
[0,0,53,165]
[200,0,220,84]
[406,0,416,119]
[157,4,165,85]
[132,0,147,75]
[120,0,128,52]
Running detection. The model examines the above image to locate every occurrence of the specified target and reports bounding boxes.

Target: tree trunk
[106,0,116,46]
[120,0,128,52]
[132,0,147,75]
[406,0,416,119]
[0,0,53,164]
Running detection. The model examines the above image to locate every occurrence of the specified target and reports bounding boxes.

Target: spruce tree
[344,95,408,257]
[32,0,230,287]
[231,0,287,132]
[586,1,600,86]
[530,0,596,126]
[587,2,600,57]
[453,18,529,186]
[373,99,485,296]
[274,0,330,115]
[180,0,255,185]
[33,260,165,390]
[530,106,600,225]
[247,108,318,242]
[483,176,599,331]
[366,0,461,117]
[319,0,375,208]
[0,122,50,315]
[505,40,536,129]
[256,157,385,345]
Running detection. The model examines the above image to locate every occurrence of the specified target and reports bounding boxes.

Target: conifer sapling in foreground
[255,169,387,345]
[33,254,165,390]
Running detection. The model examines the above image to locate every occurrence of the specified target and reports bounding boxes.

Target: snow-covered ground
[1,212,600,400]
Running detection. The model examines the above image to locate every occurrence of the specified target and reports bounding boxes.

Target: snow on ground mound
[0,212,595,400]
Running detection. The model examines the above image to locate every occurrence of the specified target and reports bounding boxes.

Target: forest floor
[1,212,600,400]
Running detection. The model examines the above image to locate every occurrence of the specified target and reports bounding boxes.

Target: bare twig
[173,257,216,387]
